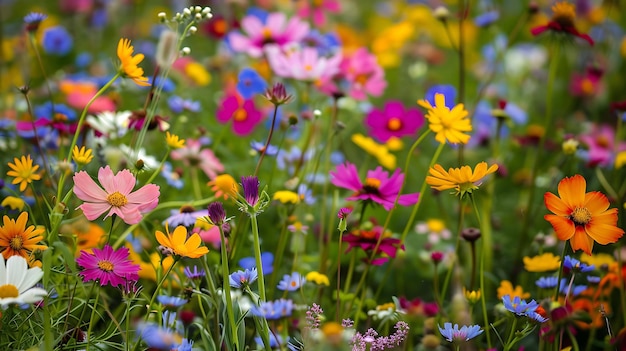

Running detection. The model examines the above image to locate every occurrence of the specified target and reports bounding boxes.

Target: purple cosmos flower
[502,295,539,316]
[365,100,424,143]
[228,10,310,58]
[330,162,419,210]
[216,93,263,136]
[76,245,140,287]
[229,268,258,288]
[277,272,306,291]
[184,266,205,280]
[250,298,294,319]
[438,322,483,342]
[236,68,267,99]
[241,176,260,207]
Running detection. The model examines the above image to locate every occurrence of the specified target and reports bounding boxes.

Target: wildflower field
[1,0,626,350]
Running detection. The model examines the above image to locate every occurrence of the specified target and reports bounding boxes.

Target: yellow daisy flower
[496,280,530,300]
[1,196,25,211]
[166,132,185,149]
[306,271,330,286]
[273,190,299,204]
[417,93,472,144]
[156,224,209,259]
[351,133,397,170]
[0,212,47,260]
[523,252,561,272]
[72,146,94,165]
[117,38,150,87]
[426,162,498,197]
[7,155,41,192]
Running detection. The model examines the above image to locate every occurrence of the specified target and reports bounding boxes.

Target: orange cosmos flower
[544,174,624,255]
[117,38,150,86]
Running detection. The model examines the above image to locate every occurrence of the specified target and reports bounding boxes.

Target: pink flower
[342,226,403,265]
[569,67,603,98]
[170,138,225,180]
[365,101,424,142]
[76,244,140,287]
[579,124,626,167]
[330,162,419,210]
[73,166,160,225]
[265,44,342,82]
[216,93,264,136]
[228,12,309,58]
[319,48,386,100]
[297,0,341,27]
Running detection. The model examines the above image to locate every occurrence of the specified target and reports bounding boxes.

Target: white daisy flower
[0,255,47,309]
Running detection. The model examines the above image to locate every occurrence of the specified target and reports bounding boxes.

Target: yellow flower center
[262,28,272,39]
[9,236,24,251]
[0,284,19,298]
[304,64,313,71]
[234,108,248,122]
[312,0,324,7]
[552,2,576,27]
[377,302,395,310]
[97,260,115,272]
[364,177,381,190]
[355,73,370,85]
[570,207,592,225]
[106,192,128,207]
[387,117,402,131]
[596,135,610,148]
[426,219,445,232]
[580,78,594,95]
[53,113,68,122]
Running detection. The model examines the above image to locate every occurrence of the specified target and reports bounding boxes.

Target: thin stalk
[219,225,240,350]
[254,104,280,176]
[250,215,267,302]
[86,289,100,351]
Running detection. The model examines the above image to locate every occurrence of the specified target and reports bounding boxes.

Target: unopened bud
[433,6,450,21]
[181,47,191,56]
[189,26,197,34]
[562,139,579,155]
[461,227,481,242]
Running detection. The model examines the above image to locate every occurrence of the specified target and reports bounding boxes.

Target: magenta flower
[170,138,224,179]
[296,0,341,27]
[320,47,386,100]
[569,67,603,98]
[342,226,403,265]
[228,12,309,58]
[73,166,160,225]
[579,124,626,167]
[365,101,424,142]
[330,162,419,210]
[76,245,140,287]
[216,93,263,136]
[265,44,342,82]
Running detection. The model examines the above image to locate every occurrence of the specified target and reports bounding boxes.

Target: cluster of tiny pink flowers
[305,303,323,329]
[349,321,409,351]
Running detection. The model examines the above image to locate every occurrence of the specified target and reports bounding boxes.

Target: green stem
[254,104,279,176]
[145,258,179,321]
[503,318,518,351]
[219,226,239,350]
[554,244,568,302]
[86,289,100,350]
[470,194,491,349]
[250,215,267,302]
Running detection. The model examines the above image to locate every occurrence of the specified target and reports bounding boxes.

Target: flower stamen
[97,260,115,272]
[106,192,128,207]
[570,207,592,225]
[0,284,19,298]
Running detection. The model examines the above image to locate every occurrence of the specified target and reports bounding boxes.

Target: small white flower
[0,255,47,309]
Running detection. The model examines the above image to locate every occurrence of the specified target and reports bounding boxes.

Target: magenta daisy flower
[76,245,140,287]
[216,93,263,136]
[73,166,160,225]
[342,226,403,265]
[365,101,424,142]
[330,162,419,210]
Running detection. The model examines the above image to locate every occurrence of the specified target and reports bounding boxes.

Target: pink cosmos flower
[365,101,424,142]
[319,48,386,100]
[228,12,310,58]
[73,166,160,225]
[170,138,225,180]
[76,245,140,287]
[265,44,342,82]
[342,226,403,265]
[569,67,603,98]
[579,124,626,167]
[330,162,419,210]
[297,0,341,27]
[216,93,264,136]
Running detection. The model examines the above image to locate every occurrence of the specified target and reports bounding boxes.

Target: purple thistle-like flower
[229,268,258,288]
[241,176,260,206]
[306,303,324,329]
[350,321,410,351]
[438,322,483,343]
[24,12,47,32]
[338,207,352,219]
[207,202,227,225]
[76,245,140,287]
[264,82,292,106]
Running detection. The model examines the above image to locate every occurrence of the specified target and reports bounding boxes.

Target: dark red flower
[530,2,593,46]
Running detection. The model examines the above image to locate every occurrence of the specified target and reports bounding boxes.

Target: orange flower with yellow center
[117,38,150,86]
[544,174,624,255]
[0,212,47,260]
[207,174,239,200]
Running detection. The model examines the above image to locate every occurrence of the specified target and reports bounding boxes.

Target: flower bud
[562,138,579,155]
[181,47,191,56]
[461,227,481,242]
[433,6,450,21]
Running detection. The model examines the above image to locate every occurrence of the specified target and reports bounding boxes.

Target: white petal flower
[0,255,47,309]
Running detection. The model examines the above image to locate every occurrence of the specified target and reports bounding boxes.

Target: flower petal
[557,175,586,209]
[544,214,575,240]
[544,192,570,216]
[569,226,593,255]
[585,223,624,245]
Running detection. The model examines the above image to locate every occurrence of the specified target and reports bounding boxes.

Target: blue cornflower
[239,252,274,275]
[438,322,483,342]
[229,268,258,288]
[161,162,184,189]
[277,272,306,291]
[136,323,182,350]
[251,141,278,156]
[502,295,539,316]
[526,311,549,323]
[250,298,294,319]
[24,12,47,32]
[469,100,527,148]
[184,266,205,280]
[563,256,595,273]
[176,339,194,351]
[296,184,315,205]
[255,333,285,348]
[42,26,73,55]
[168,96,201,114]
[536,276,559,289]
[424,85,457,110]
[474,10,499,27]
[157,295,188,309]
[236,68,267,99]
[559,278,587,297]
[34,102,77,121]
